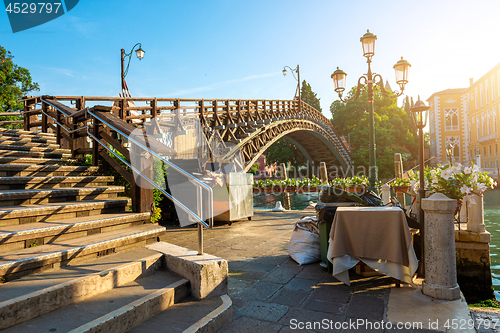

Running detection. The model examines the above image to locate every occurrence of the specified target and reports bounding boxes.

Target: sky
[2,0,500,116]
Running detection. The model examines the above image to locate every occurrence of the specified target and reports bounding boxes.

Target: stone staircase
[0,128,231,332]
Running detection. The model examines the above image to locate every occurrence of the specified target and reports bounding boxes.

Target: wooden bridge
[20,96,352,174]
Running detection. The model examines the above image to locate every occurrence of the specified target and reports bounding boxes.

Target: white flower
[464,167,472,174]
[460,185,471,195]
[441,169,452,180]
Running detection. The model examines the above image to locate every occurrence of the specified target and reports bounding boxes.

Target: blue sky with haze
[1,0,499,113]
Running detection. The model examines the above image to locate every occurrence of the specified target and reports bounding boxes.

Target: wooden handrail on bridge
[20,94,352,171]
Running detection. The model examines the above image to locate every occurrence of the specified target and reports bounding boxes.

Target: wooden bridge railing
[19,95,351,166]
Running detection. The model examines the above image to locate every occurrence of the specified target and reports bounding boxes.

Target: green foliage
[264,138,306,168]
[248,163,260,175]
[301,80,322,113]
[0,45,39,112]
[330,86,419,179]
[469,299,500,308]
[253,176,324,188]
[391,177,411,186]
[151,206,162,223]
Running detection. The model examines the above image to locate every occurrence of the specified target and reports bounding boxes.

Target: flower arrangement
[391,177,412,187]
[409,163,496,204]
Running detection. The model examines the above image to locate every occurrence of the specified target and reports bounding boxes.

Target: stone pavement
[161,209,474,332]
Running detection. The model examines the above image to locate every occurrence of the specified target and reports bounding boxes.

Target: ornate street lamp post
[283,65,301,113]
[446,143,454,166]
[121,43,145,93]
[411,96,430,276]
[331,30,411,193]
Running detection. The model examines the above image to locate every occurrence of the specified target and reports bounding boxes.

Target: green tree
[264,138,306,168]
[0,45,39,113]
[330,86,419,179]
[301,80,322,113]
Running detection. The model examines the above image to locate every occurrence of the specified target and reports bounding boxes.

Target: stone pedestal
[421,193,461,300]
[467,194,486,233]
[381,184,391,205]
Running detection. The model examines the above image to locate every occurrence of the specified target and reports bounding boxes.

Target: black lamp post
[446,143,454,166]
[283,65,301,113]
[411,96,430,277]
[121,43,145,92]
[331,30,411,193]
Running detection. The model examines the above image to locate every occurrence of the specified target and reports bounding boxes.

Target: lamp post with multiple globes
[331,30,411,193]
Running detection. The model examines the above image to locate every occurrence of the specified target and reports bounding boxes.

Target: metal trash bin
[317,202,359,272]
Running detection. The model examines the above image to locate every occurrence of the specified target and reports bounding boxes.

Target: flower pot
[345,186,366,194]
[392,186,411,194]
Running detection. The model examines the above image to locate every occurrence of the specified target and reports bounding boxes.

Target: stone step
[0,149,72,159]
[0,132,57,142]
[0,212,150,254]
[2,268,188,333]
[0,199,131,227]
[0,248,167,329]
[128,295,232,333]
[0,164,98,177]
[0,135,57,144]
[0,143,70,154]
[0,156,77,165]
[0,176,114,190]
[0,223,167,281]
[0,186,125,206]
[0,128,56,137]
[0,139,60,148]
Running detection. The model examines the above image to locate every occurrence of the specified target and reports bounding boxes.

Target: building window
[490,145,492,156]
[475,87,479,109]
[444,108,459,131]
[482,114,486,136]
[484,146,487,156]
[445,136,460,159]
[490,161,494,168]
[485,161,488,168]
[476,116,480,140]
[480,84,484,107]
[496,143,498,156]
[492,75,495,100]
[496,160,499,168]
[486,80,489,104]
[487,111,491,135]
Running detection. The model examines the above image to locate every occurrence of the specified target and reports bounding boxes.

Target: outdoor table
[327,206,418,285]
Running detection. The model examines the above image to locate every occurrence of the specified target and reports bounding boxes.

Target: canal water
[254,189,500,299]
[484,189,500,299]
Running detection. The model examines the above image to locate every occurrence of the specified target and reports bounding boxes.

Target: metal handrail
[85,107,213,255]
[87,131,209,227]
[85,108,214,225]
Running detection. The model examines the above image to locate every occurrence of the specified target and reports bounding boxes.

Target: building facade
[427,62,500,171]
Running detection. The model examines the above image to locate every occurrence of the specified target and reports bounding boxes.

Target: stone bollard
[467,194,485,233]
[421,193,461,300]
[319,162,328,183]
[381,184,391,205]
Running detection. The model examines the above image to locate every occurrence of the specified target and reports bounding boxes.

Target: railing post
[41,101,48,133]
[92,118,100,166]
[23,99,31,131]
[56,109,61,145]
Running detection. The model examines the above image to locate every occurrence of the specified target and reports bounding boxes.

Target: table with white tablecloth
[327,206,418,285]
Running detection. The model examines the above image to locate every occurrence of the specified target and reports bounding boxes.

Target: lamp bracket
[373,74,404,98]
[123,43,143,78]
[338,75,366,103]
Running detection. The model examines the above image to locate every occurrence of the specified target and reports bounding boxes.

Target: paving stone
[262,267,301,284]
[344,295,385,321]
[237,281,282,301]
[278,307,345,333]
[229,269,267,281]
[218,316,283,333]
[278,326,316,333]
[296,263,328,282]
[284,277,319,292]
[236,300,289,322]
[309,283,353,303]
[251,254,289,266]
[302,298,346,315]
[228,277,253,296]
[239,261,278,273]
[270,288,310,306]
